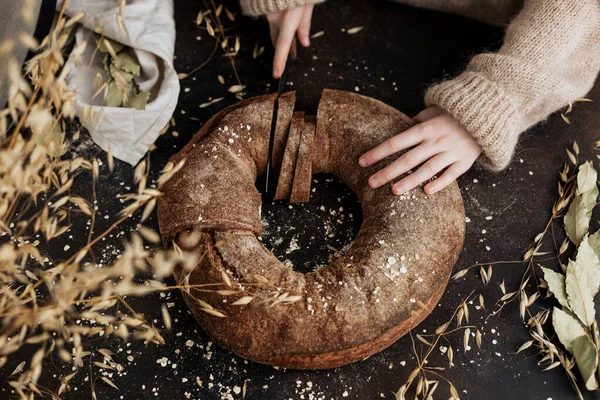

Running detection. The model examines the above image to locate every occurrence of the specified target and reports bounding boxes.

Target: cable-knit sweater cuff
[241,0,324,16]
[425,72,522,171]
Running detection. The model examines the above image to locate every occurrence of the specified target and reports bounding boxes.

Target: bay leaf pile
[96,36,149,110]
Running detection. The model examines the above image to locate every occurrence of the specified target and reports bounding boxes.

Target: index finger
[272,10,303,78]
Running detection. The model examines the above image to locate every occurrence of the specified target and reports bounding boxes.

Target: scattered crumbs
[156,357,168,367]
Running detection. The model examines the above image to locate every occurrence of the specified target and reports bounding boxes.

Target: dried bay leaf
[541,267,568,308]
[109,61,134,86]
[588,230,600,257]
[552,307,587,353]
[575,235,600,296]
[584,184,599,214]
[565,259,596,327]
[126,90,150,111]
[106,82,124,107]
[112,50,141,76]
[571,335,599,390]
[577,161,597,194]
[565,162,598,245]
[564,195,589,246]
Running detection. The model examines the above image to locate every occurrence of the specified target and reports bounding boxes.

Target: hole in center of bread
[257,173,363,273]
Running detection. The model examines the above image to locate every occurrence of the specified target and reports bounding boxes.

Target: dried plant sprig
[396,292,479,400]
[453,148,579,317]
[179,0,245,101]
[432,141,595,399]
[458,144,598,400]
[0,2,261,398]
[529,160,600,396]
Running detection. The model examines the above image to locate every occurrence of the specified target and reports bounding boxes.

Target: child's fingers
[272,9,303,78]
[368,145,439,189]
[359,126,423,168]
[424,162,469,194]
[392,153,453,195]
[297,5,314,47]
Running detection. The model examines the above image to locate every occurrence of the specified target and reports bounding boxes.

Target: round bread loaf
[157,89,465,370]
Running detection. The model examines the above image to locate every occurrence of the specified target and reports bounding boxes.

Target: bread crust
[158,89,466,370]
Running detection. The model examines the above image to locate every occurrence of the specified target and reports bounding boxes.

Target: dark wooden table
[2,0,600,399]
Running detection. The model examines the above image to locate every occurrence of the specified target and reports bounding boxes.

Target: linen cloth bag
[60,0,179,165]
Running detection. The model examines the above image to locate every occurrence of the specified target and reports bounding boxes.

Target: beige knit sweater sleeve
[425,0,600,171]
[241,0,324,16]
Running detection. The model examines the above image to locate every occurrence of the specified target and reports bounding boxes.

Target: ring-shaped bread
[158,89,465,370]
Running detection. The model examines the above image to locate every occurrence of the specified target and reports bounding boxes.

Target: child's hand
[359,106,482,195]
[266,5,314,79]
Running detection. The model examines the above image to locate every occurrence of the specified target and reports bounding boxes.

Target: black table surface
[3,0,600,399]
